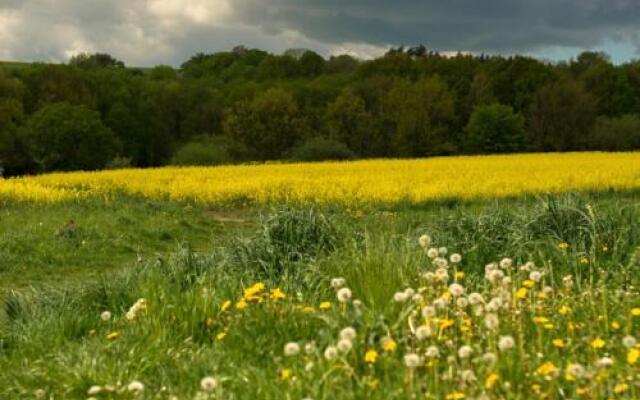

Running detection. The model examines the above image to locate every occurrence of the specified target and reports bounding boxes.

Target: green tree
[587,114,640,151]
[465,104,525,154]
[0,70,28,175]
[224,88,304,159]
[326,90,373,156]
[528,79,597,151]
[21,102,121,171]
[382,77,456,156]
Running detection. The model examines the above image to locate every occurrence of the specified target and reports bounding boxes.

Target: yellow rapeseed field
[1,152,639,205]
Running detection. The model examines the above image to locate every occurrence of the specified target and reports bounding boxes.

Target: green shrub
[171,135,248,166]
[229,207,341,279]
[290,137,355,162]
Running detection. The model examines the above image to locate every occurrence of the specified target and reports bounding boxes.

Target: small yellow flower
[106,331,120,340]
[531,384,541,393]
[485,373,499,389]
[382,338,397,352]
[235,299,248,310]
[445,392,465,400]
[243,282,265,298]
[88,329,96,336]
[319,301,331,310]
[576,387,587,396]
[590,338,605,349]
[533,316,549,325]
[536,362,557,377]
[631,308,640,316]
[455,271,465,280]
[579,257,589,265]
[516,288,528,299]
[522,280,535,288]
[365,349,378,364]
[552,339,565,348]
[627,348,639,365]
[269,288,286,300]
[220,300,231,311]
[610,321,620,331]
[301,306,315,313]
[559,305,571,315]
[279,369,292,381]
[439,319,455,330]
[558,242,569,250]
[216,331,227,341]
[614,383,628,394]
[206,317,214,327]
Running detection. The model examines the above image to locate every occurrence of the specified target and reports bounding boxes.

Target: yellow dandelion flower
[243,282,265,298]
[220,300,231,311]
[631,308,640,316]
[536,362,558,377]
[455,271,465,280]
[576,387,587,396]
[627,348,639,365]
[88,329,96,336]
[279,369,292,381]
[216,331,227,341]
[301,306,315,313]
[531,384,541,393]
[485,373,499,389]
[382,338,397,352]
[552,339,565,348]
[590,338,605,349]
[516,288,528,299]
[610,321,620,331]
[365,349,378,364]
[319,301,331,310]
[439,319,455,330]
[579,257,589,265]
[543,323,555,330]
[614,383,628,394]
[558,305,571,315]
[533,316,549,325]
[235,299,248,310]
[558,242,569,250]
[522,280,535,289]
[269,288,286,300]
[106,331,120,340]
[445,392,465,400]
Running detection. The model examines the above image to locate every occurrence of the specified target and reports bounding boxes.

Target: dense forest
[1,46,640,176]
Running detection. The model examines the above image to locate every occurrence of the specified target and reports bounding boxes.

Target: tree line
[1,47,640,176]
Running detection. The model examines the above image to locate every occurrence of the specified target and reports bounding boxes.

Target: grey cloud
[1,0,639,66]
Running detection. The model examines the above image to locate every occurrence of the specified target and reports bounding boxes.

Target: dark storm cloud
[230,0,640,53]
[0,0,639,65]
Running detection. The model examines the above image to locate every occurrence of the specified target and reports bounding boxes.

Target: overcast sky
[1,0,639,66]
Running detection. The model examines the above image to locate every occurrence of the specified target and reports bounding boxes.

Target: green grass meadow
[1,193,639,399]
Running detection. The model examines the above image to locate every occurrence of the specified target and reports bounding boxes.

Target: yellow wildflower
[365,349,378,364]
[579,257,589,265]
[269,288,286,300]
[439,319,455,330]
[235,299,248,310]
[206,317,214,327]
[216,331,227,341]
[301,306,315,313]
[533,316,549,325]
[631,308,640,316]
[220,300,231,311]
[445,392,465,400]
[552,339,565,348]
[319,301,331,310]
[536,362,558,377]
[558,242,569,250]
[485,373,499,389]
[558,305,571,315]
[522,280,535,288]
[590,338,605,349]
[516,287,528,299]
[106,331,120,340]
[614,383,628,394]
[382,338,397,352]
[243,282,265,299]
[576,387,587,396]
[627,348,639,365]
[455,271,465,280]
[610,321,620,331]
[279,369,292,381]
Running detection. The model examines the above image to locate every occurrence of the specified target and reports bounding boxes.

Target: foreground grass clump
[0,195,639,399]
[2,152,640,205]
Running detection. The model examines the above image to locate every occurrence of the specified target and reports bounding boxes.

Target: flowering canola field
[1,152,639,205]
